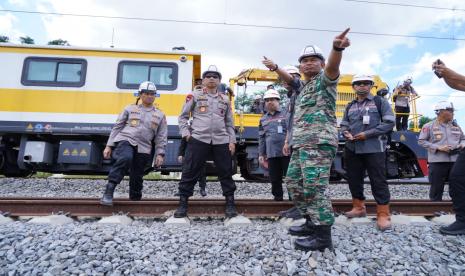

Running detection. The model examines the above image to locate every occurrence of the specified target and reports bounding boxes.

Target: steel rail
[0,198,453,217]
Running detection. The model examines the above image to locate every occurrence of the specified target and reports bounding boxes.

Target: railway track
[0,198,453,217]
[17,176,432,185]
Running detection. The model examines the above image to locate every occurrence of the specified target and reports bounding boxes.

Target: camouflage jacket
[290,71,339,148]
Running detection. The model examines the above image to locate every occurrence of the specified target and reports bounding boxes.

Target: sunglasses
[204,75,219,79]
[446,108,455,112]
[353,81,373,86]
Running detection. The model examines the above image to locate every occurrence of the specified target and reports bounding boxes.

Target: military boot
[100,182,117,206]
[439,220,465,235]
[279,206,303,220]
[225,195,238,218]
[294,225,333,252]
[345,198,367,218]
[174,196,189,218]
[288,215,316,236]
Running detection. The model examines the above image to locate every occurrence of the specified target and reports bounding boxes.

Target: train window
[21,57,87,87]
[117,61,178,90]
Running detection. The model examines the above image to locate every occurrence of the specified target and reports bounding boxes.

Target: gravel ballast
[0,177,449,200]
[1,219,464,275]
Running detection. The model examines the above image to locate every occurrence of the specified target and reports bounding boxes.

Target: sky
[1,0,465,125]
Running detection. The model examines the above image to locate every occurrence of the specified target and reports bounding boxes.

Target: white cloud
[7,0,28,7]
[0,7,24,42]
[27,0,464,78]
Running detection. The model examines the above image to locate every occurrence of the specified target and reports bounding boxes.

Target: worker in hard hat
[258,89,290,202]
[262,27,351,251]
[392,77,417,131]
[340,74,395,231]
[251,94,264,114]
[418,101,465,202]
[432,60,465,235]
[174,65,237,218]
[101,81,168,206]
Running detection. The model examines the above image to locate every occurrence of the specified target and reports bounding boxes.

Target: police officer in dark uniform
[258,89,290,201]
[101,81,168,205]
[174,65,237,218]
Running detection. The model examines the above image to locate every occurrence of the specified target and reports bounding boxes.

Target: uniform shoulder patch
[185,92,194,103]
[422,125,430,133]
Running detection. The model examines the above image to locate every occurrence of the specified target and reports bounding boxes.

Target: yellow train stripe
[0,88,187,116]
[0,89,267,128]
[0,47,195,60]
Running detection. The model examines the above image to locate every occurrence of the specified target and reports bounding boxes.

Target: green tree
[0,36,9,42]
[409,116,434,130]
[419,116,433,128]
[19,36,34,44]
[47,39,70,46]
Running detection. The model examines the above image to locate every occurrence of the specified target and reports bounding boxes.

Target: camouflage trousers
[286,145,336,225]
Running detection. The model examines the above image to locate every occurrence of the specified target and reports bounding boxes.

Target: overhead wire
[0,8,464,41]
[342,0,465,12]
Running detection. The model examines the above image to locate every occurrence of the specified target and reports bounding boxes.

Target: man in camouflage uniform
[263,28,351,251]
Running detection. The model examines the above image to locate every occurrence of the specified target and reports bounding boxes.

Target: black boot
[225,195,238,218]
[200,186,207,197]
[279,206,296,217]
[100,182,117,206]
[174,196,189,218]
[294,225,333,252]
[288,216,316,236]
[439,220,465,235]
[283,207,303,220]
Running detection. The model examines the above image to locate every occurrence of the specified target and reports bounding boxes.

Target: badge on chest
[130,119,139,127]
[277,119,283,133]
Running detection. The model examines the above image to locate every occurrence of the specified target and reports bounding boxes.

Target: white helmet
[282,65,301,77]
[298,45,325,63]
[351,74,374,85]
[434,101,454,111]
[202,65,222,80]
[263,89,280,100]
[254,94,262,100]
[138,81,157,94]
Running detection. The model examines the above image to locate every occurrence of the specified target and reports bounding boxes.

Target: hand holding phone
[433,59,444,78]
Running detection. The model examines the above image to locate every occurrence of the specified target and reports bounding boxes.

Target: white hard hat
[202,65,222,80]
[254,94,262,100]
[434,101,454,111]
[298,45,325,63]
[263,89,280,100]
[138,81,157,94]
[351,74,374,85]
[282,65,301,77]
[404,77,412,84]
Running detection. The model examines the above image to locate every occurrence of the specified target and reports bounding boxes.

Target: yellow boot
[376,204,391,231]
[344,198,367,218]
